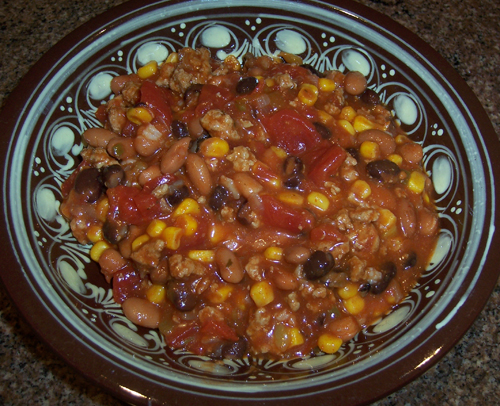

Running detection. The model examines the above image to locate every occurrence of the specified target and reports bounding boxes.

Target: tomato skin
[112,265,142,304]
[304,143,347,185]
[140,80,173,128]
[263,109,322,155]
[107,185,162,225]
[261,195,314,233]
[166,322,200,348]
[310,224,343,243]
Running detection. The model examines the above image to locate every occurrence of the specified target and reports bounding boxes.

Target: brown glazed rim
[1,0,499,405]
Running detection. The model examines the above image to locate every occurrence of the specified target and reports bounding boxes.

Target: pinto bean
[326,315,359,341]
[215,247,244,283]
[185,153,213,196]
[284,246,311,264]
[138,164,162,186]
[134,135,162,157]
[107,137,135,160]
[271,267,299,291]
[396,198,417,238]
[418,207,439,237]
[233,172,263,198]
[122,297,161,328]
[74,167,103,203]
[344,71,367,96]
[102,165,125,188]
[99,248,127,275]
[83,128,116,148]
[160,137,191,174]
[110,74,135,94]
[399,142,424,165]
[357,129,396,157]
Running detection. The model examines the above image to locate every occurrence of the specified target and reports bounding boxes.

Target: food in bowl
[60,46,439,359]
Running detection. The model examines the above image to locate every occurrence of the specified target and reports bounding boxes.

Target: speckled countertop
[1,0,499,405]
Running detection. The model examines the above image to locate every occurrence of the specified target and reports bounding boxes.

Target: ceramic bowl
[1,0,499,405]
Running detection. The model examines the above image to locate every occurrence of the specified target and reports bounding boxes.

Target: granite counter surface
[1,0,499,405]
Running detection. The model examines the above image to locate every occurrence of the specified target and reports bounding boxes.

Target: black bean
[346,148,360,162]
[184,84,203,108]
[217,337,248,359]
[361,88,380,106]
[313,122,332,140]
[283,175,302,189]
[366,159,401,183]
[190,131,211,153]
[171,120,190,138]
[236,201,254,226]
[74,167,103,203]
[167,280,197,311]
[402,251,418,270]
[370,262,397,294]
[300,64,323,77]
[102,165,125,189]
[304,251,335,280]
[209,185,229,212]
[166,183,190,206]
[236,77,258,95]
[102,219,129,244]
[283,156,303,176]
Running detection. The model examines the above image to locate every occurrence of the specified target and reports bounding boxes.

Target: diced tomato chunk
[112,266,142,304]
[263,109,322,155]
[261,195,314,233]
[310,224,343,243]
[140,80,173,128]
[200,319,239,342]
[107,185,162,225]
[195,84,235,117]
[304,143,347,185]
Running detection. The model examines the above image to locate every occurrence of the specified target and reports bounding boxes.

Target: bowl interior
[2,0,497,403]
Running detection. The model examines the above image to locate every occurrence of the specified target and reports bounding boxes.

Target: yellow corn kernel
[209,284,234,304]
[307,191,330,212]
[407,171,426,194]
[126,107,153,125]
[173,197,200,216]
[161,226,183,250]
[278,191,304,206]
[317,109,334,124]
[90,240,111,262]
[264,247,284,261]
[377,208,397,237]
[188,249,215,262]
[395,134,409,145]
[146,285,166,304]
[87,225,103,243]
[200,137,230,158]
[344,294,365,315]
[278,51,303,65]
[339,106,356,122]
[166,52,179,63]
[146,219,167,237]
[176,214,198,237]
[337,282,359,300]
[209,223,226,244]
[131,234,150,251]
[337,119,356,136]
[387,153,403,166]
[137,60,158,79]
[318,77,337,92]
[287,327,304,347]
[250,281,275,307]
[360,141,380,160]
[224,54,241,71]
[96,198,109,222]
[351,180,372,199]
[265,78,275,87]
[353,115,375,132]
[318,333,343,354]
[298,83,319,106]
[270,146,288,159]
[423,190,431,204]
